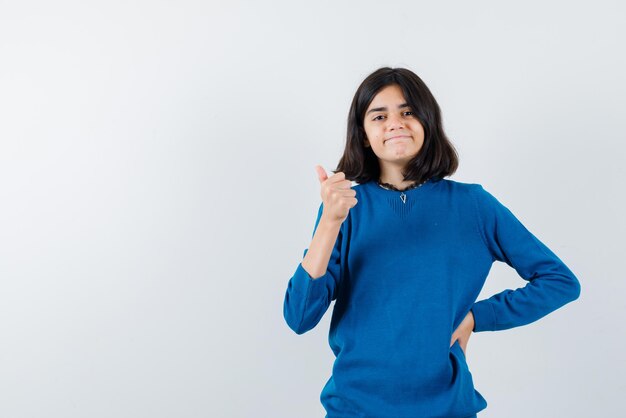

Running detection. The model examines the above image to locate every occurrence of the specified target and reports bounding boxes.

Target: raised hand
[315,165,358,224]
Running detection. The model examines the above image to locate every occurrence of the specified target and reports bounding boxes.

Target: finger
[328,171,346,184]
[331,178,352,190]
[315,165,328,184]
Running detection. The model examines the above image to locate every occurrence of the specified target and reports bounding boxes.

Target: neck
[378,162,414,188]
[378,174,415,190]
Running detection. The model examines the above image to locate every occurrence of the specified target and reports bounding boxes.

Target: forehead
[367,85,407,109]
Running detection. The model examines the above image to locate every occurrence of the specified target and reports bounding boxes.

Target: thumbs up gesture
[315,165,358,224]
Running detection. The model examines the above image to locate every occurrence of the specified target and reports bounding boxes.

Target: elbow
[291,324,309,335]
[284,316,310,335]
[283,300,310,335]
[566,274,581,303]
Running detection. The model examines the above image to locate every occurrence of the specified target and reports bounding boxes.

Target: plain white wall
[0,1,624,417]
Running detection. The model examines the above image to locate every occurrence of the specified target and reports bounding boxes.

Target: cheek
[413,121,425,135]
[368,126,383,140]
[363,126,379,142]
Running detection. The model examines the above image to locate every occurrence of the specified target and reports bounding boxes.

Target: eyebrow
[366,103,410,116]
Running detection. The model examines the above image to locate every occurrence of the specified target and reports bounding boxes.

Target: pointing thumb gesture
[314,165,357,224]
[315,165,328,184]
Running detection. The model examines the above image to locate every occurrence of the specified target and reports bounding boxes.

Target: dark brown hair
[334,67,459,184]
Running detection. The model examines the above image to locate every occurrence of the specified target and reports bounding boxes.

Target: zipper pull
[400,192,407,204]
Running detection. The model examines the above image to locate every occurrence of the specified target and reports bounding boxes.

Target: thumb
[315,165,328,184]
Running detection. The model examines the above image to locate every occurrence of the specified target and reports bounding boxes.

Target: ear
[364,138,370,147]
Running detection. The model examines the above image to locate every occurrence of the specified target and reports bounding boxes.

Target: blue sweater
[283,177,581,418]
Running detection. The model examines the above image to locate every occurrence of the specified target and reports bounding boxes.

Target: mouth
[385,135,411,143]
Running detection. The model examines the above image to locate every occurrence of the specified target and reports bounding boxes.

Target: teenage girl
[283,67,581,418]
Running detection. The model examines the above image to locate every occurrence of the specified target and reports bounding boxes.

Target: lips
[385,135,411,143]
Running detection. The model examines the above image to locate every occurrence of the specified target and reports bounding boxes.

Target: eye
[372,111,414,121]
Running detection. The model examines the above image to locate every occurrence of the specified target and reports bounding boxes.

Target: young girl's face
[363,84,425,167]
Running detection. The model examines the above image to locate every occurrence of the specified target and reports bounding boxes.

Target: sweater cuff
[471,300,497,332]
[291,262,333,301]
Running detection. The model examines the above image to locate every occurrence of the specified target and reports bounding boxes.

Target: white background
[0,1,624,417]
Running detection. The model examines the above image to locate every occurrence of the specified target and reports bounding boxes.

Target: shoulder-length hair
[335,67,459,184]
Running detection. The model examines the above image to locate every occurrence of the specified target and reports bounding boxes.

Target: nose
[385,113,406,131]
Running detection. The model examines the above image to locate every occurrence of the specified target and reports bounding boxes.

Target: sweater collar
[365,176,440,194]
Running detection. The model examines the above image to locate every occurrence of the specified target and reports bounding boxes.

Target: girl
[283,67,581,418]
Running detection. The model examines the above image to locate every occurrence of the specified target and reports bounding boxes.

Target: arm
[283,202,344,335]
[469,184,581,332]
[301,210,342,280]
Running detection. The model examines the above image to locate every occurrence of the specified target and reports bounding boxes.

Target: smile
[385,135,411,143]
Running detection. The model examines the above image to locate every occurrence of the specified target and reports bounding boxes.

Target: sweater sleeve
[283,202,343,335]
[469,184,581,332]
